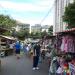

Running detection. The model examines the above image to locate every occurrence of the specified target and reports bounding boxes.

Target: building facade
[42,25,50,32]
[53,0,74,35]
[16,23,30,32]
[31,24,41,33]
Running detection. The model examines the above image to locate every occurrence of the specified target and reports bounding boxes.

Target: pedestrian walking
[15,41,21,59]
[32,42,41,70]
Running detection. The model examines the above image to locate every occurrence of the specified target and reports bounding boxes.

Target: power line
[40,0,55,24]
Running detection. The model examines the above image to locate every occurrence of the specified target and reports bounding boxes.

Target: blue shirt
[15,42,21,50]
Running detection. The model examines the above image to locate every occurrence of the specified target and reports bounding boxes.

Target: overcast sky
[0,0,55,25]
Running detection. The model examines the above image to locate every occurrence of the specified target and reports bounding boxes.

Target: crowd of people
[10,40,43,70]
[9,39,59,75]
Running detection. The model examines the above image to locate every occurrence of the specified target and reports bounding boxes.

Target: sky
[0,0,55,26]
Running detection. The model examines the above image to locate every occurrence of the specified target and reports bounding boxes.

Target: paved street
[0,55,49,75]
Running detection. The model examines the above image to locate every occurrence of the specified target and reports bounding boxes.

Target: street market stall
[41,35,56,68]
[0,27,8,71]
[55,28,75,75]
[0,35,16,56]
[41,35,56,51]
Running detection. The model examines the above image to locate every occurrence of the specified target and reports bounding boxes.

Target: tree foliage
[16,29,30,40]
[0,14,17,29]
[3,31,11,36]
[41,30,47,38]
[30,25,53,39]
[0,14,17,36]
[48,26,53,36]
[30,32,41,39]
[63,2,75,28]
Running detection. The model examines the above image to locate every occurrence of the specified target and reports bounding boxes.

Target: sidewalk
[0,55,49,75]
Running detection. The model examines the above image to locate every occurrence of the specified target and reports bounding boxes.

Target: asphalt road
[0,55,49,75]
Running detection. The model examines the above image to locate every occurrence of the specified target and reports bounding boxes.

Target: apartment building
[42,25,50,32]
[16,23,30,32]
[31,24,41,33]
[53,0,74,35]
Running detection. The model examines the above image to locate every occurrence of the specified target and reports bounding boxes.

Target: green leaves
[0,14,16,29]
[16,29,30,40]
[30,32,41,39]
[63,2,75,28]
[48,26,53,36]
[0,14,17,36]
[41,30,47,38]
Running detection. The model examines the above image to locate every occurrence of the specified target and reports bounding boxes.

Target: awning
[55,28,75,35]
[0,35,17,41]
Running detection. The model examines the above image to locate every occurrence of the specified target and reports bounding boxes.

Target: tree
[48,26,53,36]
[0,14,17,29]
[63,1,75,28]
[3,31,11,36]
[41,30,47,38]
[11,28,16,37]
[30,32,35,37]
[16,29,30,40]
[30,32,41,39]
[0,14,17,36]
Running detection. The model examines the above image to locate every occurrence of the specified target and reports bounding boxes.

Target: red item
[64,63,68,67]
[67,73,70,75]
[71,59,75,65]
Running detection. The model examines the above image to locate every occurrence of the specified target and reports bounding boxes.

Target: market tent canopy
[55,28,75,35]
[0,35,17,41]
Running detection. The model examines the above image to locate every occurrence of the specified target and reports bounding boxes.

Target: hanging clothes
[64,36,68,52]
[61,36,65,52]
[56,36,62,50]
[58,34,75,53]
[67,36,75,53]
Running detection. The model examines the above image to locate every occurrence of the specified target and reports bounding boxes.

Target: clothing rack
[55,28,75,75]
